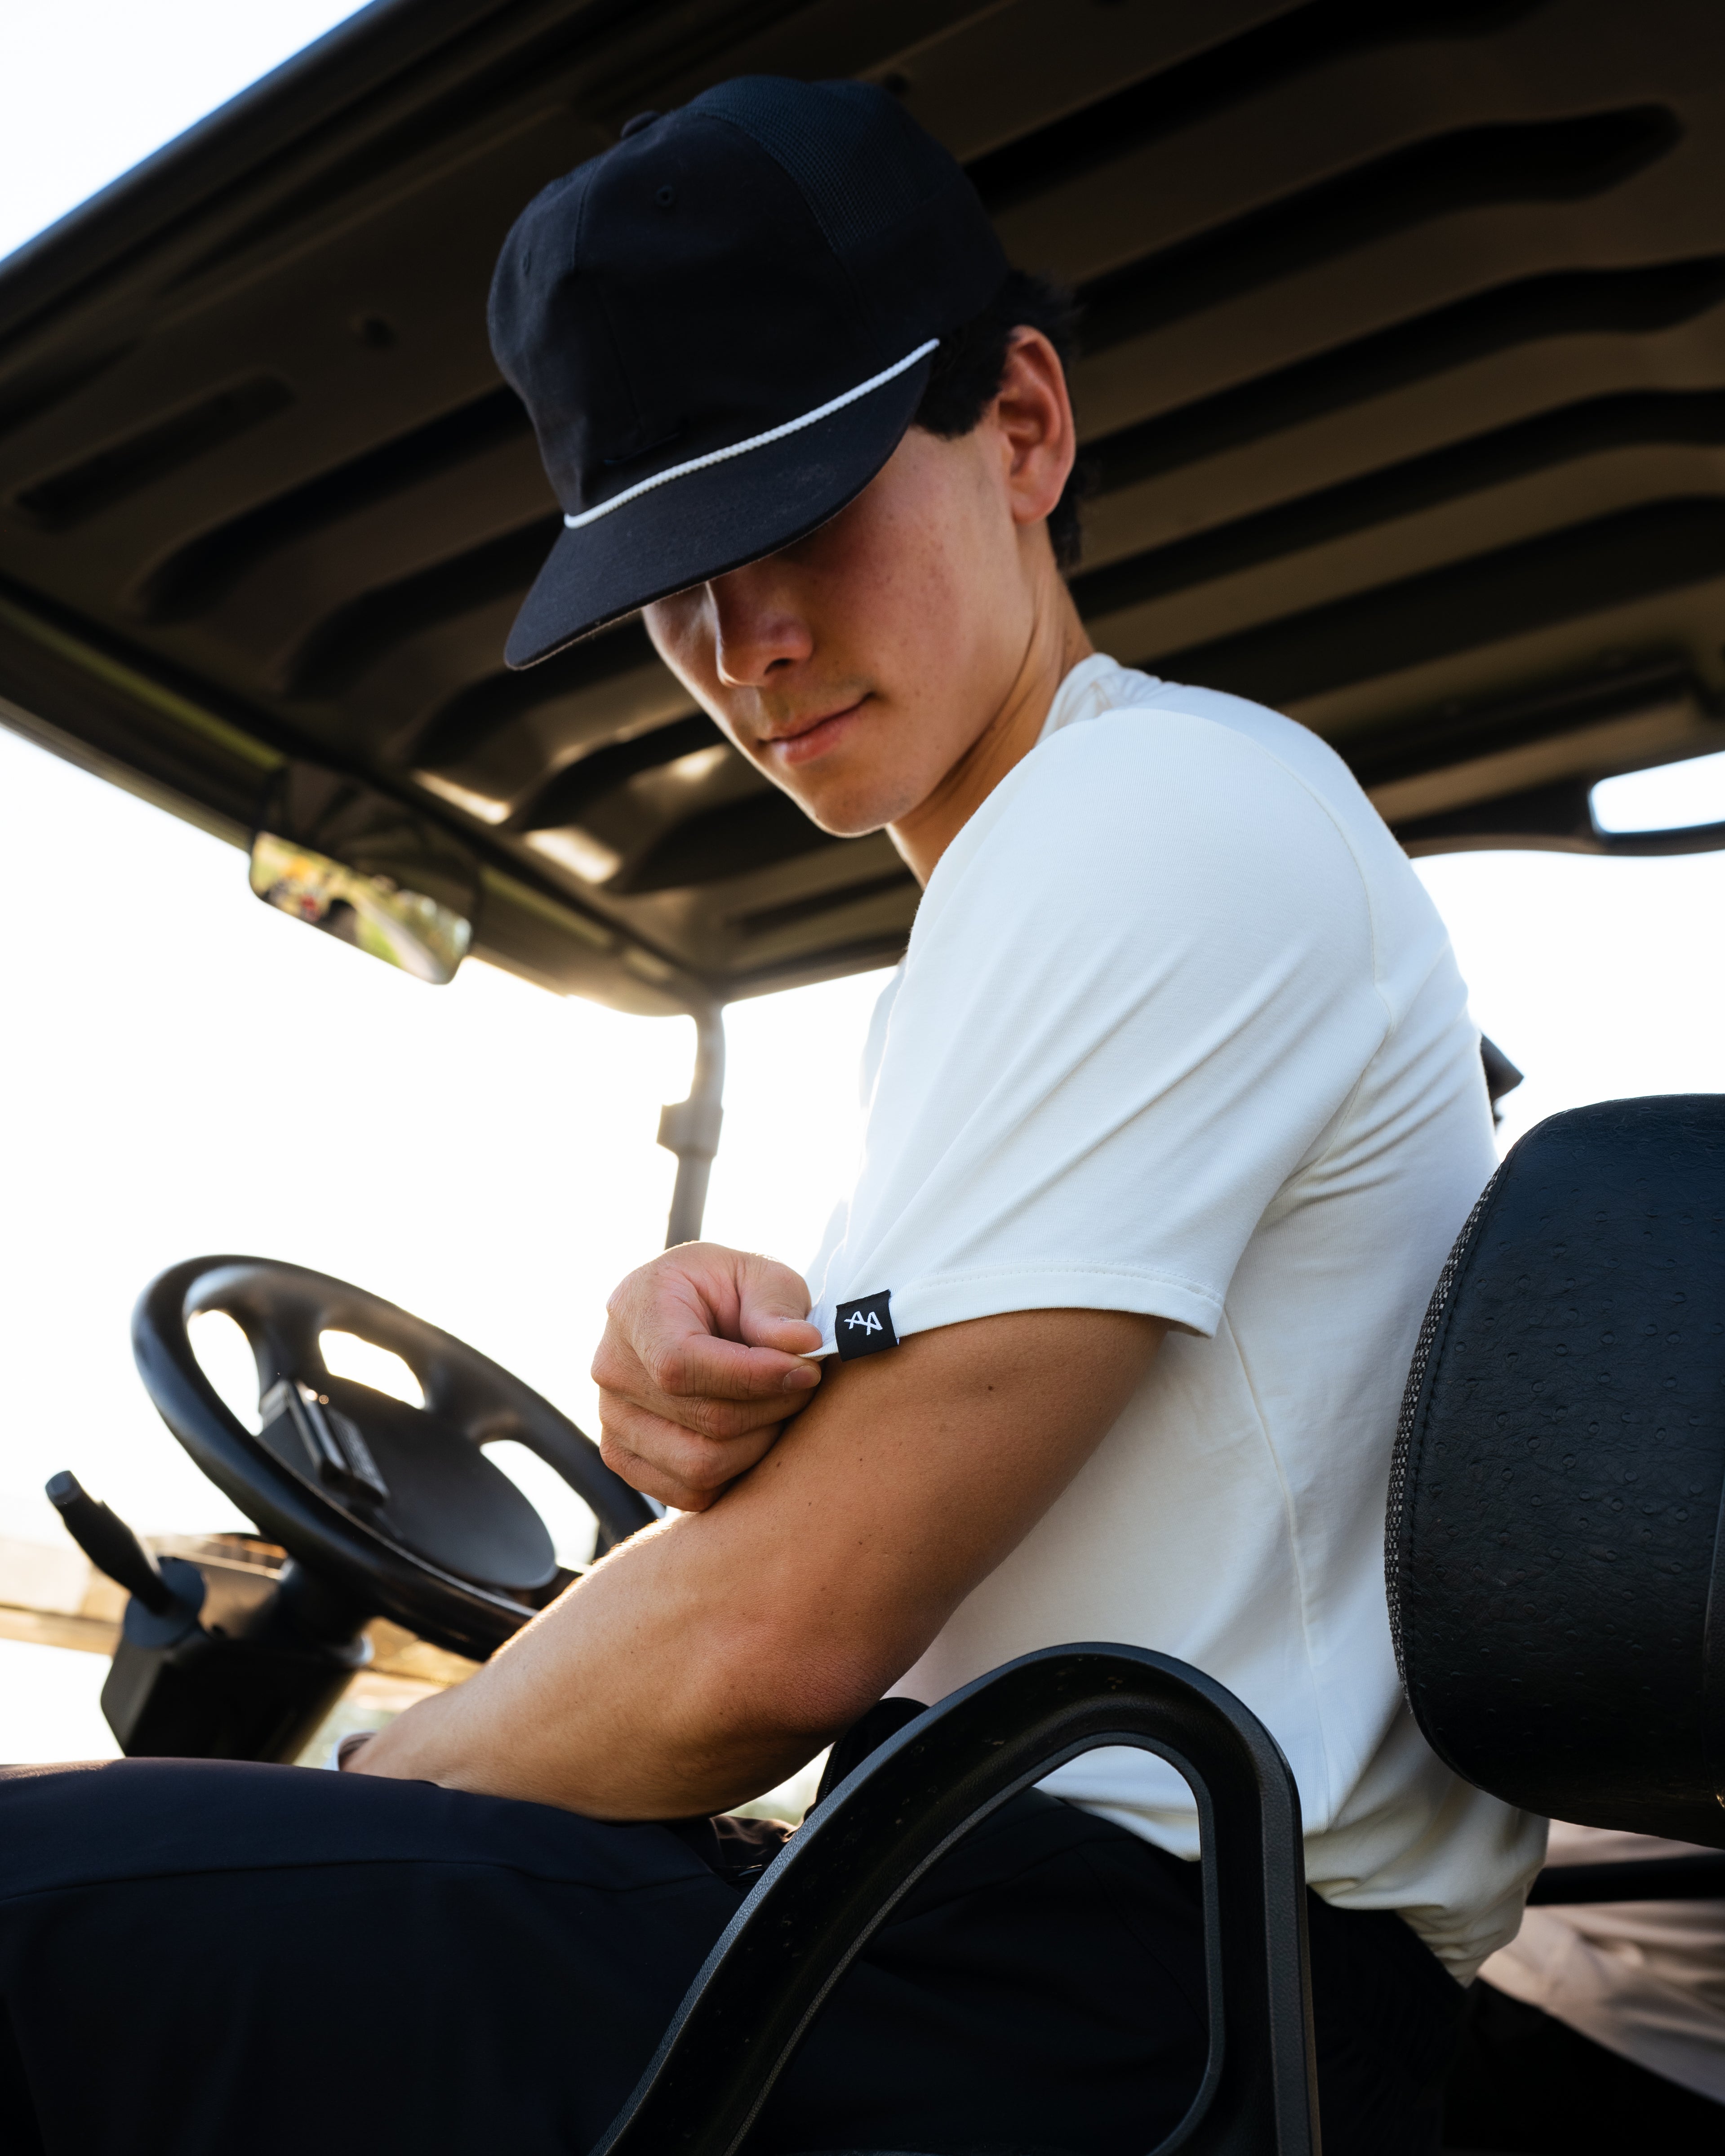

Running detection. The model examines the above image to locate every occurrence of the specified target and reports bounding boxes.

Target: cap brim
[504,351,934,668]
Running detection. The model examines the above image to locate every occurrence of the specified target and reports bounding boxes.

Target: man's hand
[592,1243,824,1510]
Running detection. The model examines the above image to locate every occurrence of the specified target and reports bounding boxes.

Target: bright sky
[1,3,1722,1760]
[0,1,374,262]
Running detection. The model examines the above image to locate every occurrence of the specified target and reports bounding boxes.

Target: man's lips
[760,696,867,769]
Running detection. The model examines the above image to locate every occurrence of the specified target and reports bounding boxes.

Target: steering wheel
[133,1256,657,1660]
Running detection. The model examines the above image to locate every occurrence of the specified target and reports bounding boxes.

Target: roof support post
[658,1002,726,1248]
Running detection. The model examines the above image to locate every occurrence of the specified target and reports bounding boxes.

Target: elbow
[704,1610,909,1752]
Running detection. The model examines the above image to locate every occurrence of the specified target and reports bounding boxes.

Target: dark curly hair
[911,268,1089,571]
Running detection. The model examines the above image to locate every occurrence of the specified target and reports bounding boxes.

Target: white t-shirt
[1480,1823,1725,2102]
[805,653,1546,1981]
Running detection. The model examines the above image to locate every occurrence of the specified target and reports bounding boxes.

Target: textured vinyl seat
[1387,1094,1725,1846]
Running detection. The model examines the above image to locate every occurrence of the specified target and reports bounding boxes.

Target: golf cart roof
[2,0,1722,1017]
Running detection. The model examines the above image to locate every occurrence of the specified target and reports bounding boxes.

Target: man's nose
[708,566,812,688]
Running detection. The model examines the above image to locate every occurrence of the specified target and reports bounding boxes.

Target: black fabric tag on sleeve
[835,1289,898,1360]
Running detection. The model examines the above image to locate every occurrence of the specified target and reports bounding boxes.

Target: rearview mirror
[250,765,479,984]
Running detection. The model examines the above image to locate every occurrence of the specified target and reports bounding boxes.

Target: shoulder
[1038,694,1323,801]
[1046,668,1373,825]
[943,689,1369,913]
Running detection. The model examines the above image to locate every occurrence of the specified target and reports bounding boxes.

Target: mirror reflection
[249,765,479,984]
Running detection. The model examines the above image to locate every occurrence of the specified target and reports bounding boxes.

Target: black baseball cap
[488,77,1008,668]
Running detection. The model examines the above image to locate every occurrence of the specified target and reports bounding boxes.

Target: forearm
[354,1496,888,1816]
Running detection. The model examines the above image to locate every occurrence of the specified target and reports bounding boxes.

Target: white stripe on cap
[561,338,938,532]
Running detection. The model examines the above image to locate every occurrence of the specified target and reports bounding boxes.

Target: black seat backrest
[1387,1095,1725,1846]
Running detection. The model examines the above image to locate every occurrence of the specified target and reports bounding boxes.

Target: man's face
[642,419,1042,838]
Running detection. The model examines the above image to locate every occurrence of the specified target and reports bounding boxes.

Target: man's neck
[888,574,1092,886]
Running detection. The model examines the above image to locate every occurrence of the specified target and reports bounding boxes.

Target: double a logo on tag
[834,1289,898,1361]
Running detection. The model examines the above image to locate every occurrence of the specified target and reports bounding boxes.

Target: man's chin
[772,768,926,841]
[788,797,904,841]
[757,783,867,839]
[801,807,888,840]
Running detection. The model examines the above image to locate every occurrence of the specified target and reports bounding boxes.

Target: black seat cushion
[1387,1095,1725,1844]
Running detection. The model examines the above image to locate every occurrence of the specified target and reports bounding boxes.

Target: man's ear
[991,328,1077,533]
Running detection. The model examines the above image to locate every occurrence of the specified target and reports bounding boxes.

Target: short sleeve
[806,710,1388,1349]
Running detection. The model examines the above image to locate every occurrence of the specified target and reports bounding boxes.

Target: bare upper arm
[701,1303,1166,1720]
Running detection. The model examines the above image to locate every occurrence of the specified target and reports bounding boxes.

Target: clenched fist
[591,1244,824,1511]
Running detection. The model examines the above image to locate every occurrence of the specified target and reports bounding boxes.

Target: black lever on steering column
[48,1468,356,1763]
[46,1471,190,1618]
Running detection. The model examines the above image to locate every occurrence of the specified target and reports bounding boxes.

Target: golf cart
[3,2,1725,2149]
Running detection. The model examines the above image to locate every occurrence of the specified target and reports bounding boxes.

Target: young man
[0,78,1542,2156]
